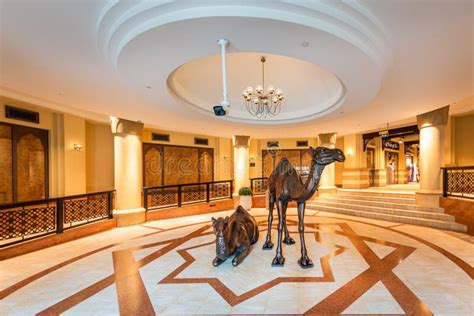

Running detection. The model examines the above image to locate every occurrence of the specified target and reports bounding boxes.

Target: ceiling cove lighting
[242,56,284,118]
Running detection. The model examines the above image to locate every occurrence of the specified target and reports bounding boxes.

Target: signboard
[383,139,400,150]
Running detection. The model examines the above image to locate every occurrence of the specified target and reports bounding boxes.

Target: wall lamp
[74,144,83,151]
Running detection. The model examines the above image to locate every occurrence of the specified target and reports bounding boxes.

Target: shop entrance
[404,142,420,183]
[385,151,398,184]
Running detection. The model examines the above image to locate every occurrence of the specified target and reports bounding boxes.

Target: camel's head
[310,146,346,165]
[212,216,229,237]
[212,216,229,259]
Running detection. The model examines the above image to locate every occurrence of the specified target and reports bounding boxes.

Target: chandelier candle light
[242,56,284,118]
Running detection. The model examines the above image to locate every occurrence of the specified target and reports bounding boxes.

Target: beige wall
[453,114,474,166]
[143,129,217,148]
[215,137,233,181]
[0,96,54,129]
[63,115,86,195]
[86,122,114,192]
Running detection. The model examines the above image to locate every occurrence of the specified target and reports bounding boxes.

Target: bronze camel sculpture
[262,146,345,268]
[212,205,259,267]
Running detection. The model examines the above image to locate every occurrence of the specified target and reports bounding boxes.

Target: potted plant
[238,187,253,210]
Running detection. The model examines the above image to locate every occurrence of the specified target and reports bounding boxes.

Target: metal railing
[251,174,310,196]
[0,190,115,247]
[143,180,233,211]
[442,166,474,199]
[250,177,268,195]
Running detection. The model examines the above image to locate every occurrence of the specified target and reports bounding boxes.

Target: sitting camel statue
[212,205,259,267]
[263,146,345,268]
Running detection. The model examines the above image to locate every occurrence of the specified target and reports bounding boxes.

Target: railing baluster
[143,188,148,211]
[178,185,182,207]
[442,168,448,197]
[57,198,64,233]
[206,183,210,203]
[108,191,114,218]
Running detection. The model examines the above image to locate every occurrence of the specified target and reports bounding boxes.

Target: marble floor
[1,208,473,315]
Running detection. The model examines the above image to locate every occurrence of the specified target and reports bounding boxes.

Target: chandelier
[242,56,284,118]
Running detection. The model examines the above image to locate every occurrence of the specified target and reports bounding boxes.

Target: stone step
[307,204,467,233]
[324,193,417,205]
[336,189,416,199]
[318,195,444,213]
[309,200,453,221]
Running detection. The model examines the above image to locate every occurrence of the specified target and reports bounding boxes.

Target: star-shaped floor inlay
[159,221,346,306]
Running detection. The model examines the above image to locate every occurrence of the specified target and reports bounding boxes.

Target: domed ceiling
[0,0,472,137]
[170,52,346,124]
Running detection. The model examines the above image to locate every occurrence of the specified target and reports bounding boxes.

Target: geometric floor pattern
[0,208,473,315]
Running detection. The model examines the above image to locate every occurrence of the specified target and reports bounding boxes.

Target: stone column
[398,142,408,184]
[416,106,449,207]
[233,135,250,197]
[318,133,338,194]
[110,117,145,226]
[342,133,369,189]
[373,137,387,187]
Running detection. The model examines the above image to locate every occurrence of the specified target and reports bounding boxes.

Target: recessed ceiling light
[58,93,63,96]
[340,111,344,114]
[145,85,152,89]
[302,41,309,47]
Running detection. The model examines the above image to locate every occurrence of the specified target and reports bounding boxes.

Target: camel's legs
[232,245,251,266]
[271,199,286,266]
[262,192,275,249]
[282,211,295,245]
[297,202,313,268]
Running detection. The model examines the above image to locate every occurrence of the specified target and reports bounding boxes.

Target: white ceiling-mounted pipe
[217,38,229,109]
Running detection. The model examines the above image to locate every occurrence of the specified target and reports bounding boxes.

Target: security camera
[214,100,229,116]
[213,105,226,116]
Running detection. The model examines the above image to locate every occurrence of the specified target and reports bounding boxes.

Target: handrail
[0,190,116,247]
[442,166,473,199]
[0,190,116,210]
[143,179,233,190]
[143,180,233,211]
[441,166,474,170]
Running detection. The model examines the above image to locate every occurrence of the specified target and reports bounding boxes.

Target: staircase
[307,189,467,232]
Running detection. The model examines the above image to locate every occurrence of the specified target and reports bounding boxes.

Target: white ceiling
[0,0,472,138]
[169,52,345,123]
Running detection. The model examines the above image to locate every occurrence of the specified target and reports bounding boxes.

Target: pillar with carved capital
[233,135,250,199]
[318,132,338,194]
[416,106,449,207]
[373,137,387,187]
[110,117,146,226]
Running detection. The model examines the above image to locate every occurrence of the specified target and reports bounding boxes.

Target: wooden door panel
[0,125,12,204]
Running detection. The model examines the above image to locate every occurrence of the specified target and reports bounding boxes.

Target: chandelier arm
[247,101,257,116]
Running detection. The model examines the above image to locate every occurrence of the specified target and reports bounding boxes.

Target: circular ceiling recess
[168,52,346,123]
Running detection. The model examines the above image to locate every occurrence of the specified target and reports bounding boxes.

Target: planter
[239,195,252,210]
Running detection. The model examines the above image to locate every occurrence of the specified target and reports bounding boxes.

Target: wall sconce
[74,144,83,151]
[345,149,353,157]
[222,154,229,160]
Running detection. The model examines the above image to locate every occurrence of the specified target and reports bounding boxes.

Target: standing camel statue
[262,146,345,268]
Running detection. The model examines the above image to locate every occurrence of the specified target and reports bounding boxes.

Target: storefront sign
[383,139,400,150]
